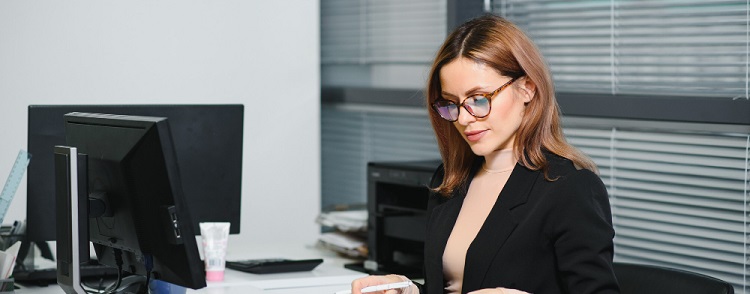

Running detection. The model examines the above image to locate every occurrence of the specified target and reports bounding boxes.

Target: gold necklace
[482,165,514,174]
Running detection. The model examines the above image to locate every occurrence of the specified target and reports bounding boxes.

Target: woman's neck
[483,148,517,172]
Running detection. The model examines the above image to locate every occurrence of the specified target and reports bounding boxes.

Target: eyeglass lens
[433,96,491,122]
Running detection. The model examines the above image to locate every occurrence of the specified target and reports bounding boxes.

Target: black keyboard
[225,258,323,274]
[14,263,119,285]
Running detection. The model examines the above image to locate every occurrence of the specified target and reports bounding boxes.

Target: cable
[144,254,154,293]
[106,248,124,294]
[81,278,106,293]
[82,248,124,294]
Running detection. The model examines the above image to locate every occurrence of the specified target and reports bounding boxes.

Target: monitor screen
[27,105,243,242]
[61,112,206,289]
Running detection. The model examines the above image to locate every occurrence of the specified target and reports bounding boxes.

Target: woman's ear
[518,77,536,103]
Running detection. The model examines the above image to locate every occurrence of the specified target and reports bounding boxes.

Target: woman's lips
[465,129,487,142]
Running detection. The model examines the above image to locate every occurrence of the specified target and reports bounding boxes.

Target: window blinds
[495,0,748,98]
[321,105,439,209]
[566,125,750,292]
[321,0,446,65]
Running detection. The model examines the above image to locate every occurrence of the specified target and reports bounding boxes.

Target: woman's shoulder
[538,153,608,206]
[542,152,604,190]
[543,152,586,176]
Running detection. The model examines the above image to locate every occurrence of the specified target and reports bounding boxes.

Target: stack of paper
[0,241,20,279]
[317,210,368,257]
[317,231,367,258]
[316,210,367,232]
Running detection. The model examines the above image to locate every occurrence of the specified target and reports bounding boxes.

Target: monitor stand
[54,146,144,294]
[54,146,88,294]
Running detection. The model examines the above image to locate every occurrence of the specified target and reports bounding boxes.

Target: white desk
[192,284,351,294]
[190,263,365,294]
[14,244,367,294]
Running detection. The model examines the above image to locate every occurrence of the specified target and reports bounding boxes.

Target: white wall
[0,1,320,254]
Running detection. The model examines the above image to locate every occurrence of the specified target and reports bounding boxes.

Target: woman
[351,14,619,294]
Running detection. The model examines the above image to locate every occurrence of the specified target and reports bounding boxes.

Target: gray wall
[0,1,320,252]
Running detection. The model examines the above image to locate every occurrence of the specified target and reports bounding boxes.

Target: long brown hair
[427,14,597,196]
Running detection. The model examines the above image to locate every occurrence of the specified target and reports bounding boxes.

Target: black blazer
[420,154,620,294]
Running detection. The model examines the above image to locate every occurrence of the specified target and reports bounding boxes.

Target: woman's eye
[468,95,486,102]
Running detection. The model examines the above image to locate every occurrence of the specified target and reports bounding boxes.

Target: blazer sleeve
[549,170,620,293]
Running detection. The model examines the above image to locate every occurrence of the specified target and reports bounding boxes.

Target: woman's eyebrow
[442,86,487,99]
[462,86,485,96]
[441,91,458,99]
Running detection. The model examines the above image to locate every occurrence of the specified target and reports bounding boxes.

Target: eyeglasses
[431,77,519,122]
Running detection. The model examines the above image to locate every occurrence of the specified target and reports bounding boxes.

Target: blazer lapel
[461,164,540,292]
[424,171,472,294]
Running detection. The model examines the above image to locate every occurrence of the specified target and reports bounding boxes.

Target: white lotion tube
[199,222,230,282]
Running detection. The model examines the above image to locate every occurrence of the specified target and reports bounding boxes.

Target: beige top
[443,151,515,294]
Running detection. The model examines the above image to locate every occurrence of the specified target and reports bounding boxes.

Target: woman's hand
[350,274,418,294]
[468,288,530,294]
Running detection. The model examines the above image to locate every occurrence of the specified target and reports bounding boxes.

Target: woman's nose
[456,106,476,125]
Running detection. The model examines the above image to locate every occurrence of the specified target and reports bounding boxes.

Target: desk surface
[15,244,367,294]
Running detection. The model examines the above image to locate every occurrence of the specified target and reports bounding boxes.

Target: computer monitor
[56,113,206,292]
[27,104,243,243]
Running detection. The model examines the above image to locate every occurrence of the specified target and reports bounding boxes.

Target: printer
[363,159,442,278]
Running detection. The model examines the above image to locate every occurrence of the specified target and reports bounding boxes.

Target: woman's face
[439,57,532,156]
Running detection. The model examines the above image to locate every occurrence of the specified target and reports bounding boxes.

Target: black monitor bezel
[27,104,243,242]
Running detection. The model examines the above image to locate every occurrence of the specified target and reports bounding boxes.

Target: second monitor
[27,104,244,242]
[56,113,206,293]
